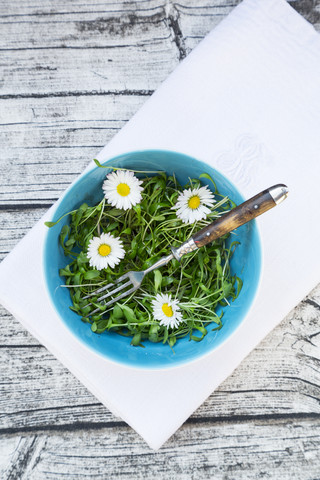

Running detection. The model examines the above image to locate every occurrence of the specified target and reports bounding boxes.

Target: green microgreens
[47,170,242,348]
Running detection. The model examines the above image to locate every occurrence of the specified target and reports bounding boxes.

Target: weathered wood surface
[1,418,320,480]
[1,0,320,478]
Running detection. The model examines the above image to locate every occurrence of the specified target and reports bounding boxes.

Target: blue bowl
[44,150,262,369]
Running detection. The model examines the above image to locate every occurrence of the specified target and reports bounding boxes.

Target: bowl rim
[42,148,263,370]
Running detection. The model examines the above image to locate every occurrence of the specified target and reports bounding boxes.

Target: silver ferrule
[269,184,289,205]
[171,237,198,262]
[143,253,174,275]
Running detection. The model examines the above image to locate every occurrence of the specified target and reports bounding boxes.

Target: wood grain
[1,419,320,480]
[0,97,144,205]
[0,0,320,477]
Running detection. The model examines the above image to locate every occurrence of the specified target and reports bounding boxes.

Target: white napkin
[1,0,320,450]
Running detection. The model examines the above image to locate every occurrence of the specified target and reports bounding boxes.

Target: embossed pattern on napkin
[215,134,274,192]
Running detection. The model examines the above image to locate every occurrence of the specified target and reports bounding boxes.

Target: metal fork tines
[82,254,174,317]
[83,271,144,316]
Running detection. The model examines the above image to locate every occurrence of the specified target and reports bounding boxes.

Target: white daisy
[172,185,216,224]
[102,170,143,210]
[151,293,183,329]
[87,232,125,270]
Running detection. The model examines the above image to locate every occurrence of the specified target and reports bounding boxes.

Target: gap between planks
[1,411,320,438]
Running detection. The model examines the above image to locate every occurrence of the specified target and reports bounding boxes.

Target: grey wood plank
[0,0,164,17]
[0,47,171,98]
[0,1,177,98]
[0,1,318,59]
[1,418,320,479]
[0,96,145,205]
[0,95,141,150]
[0,5,167,50]
[0,0,242,76]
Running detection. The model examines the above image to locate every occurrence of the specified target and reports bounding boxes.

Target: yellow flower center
[116,183,131,197]
[188,195,201,210]
[162,303,173,317]
[98,244,111,257]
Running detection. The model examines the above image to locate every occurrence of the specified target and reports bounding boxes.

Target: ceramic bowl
[44,150,262,369]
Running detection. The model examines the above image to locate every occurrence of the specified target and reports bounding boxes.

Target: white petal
[87,232,125,270]
[102,169,144,211]
[151,293,183,329]
[172,185,216,224]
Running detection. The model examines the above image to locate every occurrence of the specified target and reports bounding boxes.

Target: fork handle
[171,184,288,260]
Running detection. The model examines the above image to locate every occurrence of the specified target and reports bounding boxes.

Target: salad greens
[46,168,242,348]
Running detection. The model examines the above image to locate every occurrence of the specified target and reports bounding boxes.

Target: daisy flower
[87,232,125,270]
[102,170,143,210]
[151,293,183,329]
[172,185,216,224]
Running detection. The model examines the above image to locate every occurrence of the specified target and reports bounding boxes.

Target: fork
[83,184,288,315]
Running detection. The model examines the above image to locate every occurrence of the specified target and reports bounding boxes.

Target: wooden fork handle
[192,184,288,248]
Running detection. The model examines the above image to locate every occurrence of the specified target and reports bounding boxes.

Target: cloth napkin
[1,0,320,450]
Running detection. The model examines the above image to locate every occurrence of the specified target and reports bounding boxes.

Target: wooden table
[1,1,320,478]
